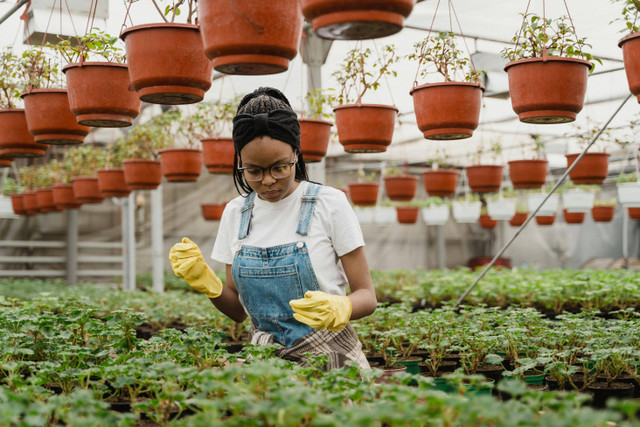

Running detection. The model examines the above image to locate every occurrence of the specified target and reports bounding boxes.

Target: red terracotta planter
[333,104,398,153]
[619,32,640,102]
[52,184,82,209]
[629,207,640,220]
[509,212,528,227]
[123,159,162,190]
[348,182,379,206]
[565,152,609,185]
[97,169,132,197]
[0,109,46,158]
[410,82,483,140]
[563,209,585,224]
[0,157,11,167]
[11,194,26,215]
[384,175,418,201]
[63,62,141,127]
[121,23,212,104]
[479,214,498,229]
[202,138,235,174]
[504,56,591,124]
[422,169,459,197]
[159,148,203,182]
[301,0,414,40]
[199,0,303,74]
[508,159,548,189]
[299,118,332,163]
[72,176,105,204]
[465,165,504,193]
[21,89,90,145]
[35,188,56,213]
[201,202,227,221]
[396,206,419,224]
[535,214,556,226]
[22,191,38,215]
[591,206,615,223]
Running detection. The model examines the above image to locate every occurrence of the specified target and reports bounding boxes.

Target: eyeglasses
[238,155,297,182]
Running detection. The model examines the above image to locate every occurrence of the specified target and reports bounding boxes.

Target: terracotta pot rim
[333,103,399,113]
[349,182,379,187]
[504,56,592,72]
[384,175,418,181]
[409,80,485,95]
[298,117,333,126]
[123,158,161,164]
[423,169,459,175]
[20,88,67,98]
[201,136,232,142]
[618,31,640,47]
[120,22,199,40]
[52,183,73,188]
[508,159,549,165]
[62,62,128,73]
[0,108,25,113]
[465,164,504,170]
[71,176,98,182]
[158,147,202,154]
[565,152,610,158]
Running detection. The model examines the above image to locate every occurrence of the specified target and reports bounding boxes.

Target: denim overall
[232,183,323,347]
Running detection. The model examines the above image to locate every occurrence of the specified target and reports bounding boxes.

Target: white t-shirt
[211,181,364,296]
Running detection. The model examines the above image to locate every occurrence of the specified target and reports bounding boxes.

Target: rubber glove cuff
[289,290,352,332]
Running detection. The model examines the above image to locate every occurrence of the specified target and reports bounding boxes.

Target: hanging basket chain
[449,0,478,80]
[513,0,534,58]
[373,39,397,109]
[119,0,138,37]
[413,0,442,87]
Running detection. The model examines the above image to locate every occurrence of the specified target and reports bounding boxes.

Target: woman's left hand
[289,291,352,332]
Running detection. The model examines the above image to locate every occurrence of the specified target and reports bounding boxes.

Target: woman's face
[239,136,299,202]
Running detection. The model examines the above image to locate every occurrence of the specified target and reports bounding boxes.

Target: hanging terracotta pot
[11,194,26,215]
[535,214,556,226]
[199,0,303,74]
[201,202,227,221]
[565,152,609,185]
[396,206,419,224]
[299,118,332,163]
[508,159,548,189]
[384,175,418,201]
[22,191,39,215]
[348,182,379,206]
[301,0,414,40]
[52,184,82,209]
[333,104,398,153]
[509,212,528,227]
[63,62,141,127]
[201,137,235,173]
[121,23,212,104]
[97,168,132,197]
[563,209,585,224]
[0,157,11,167]
[159,148,203,182]
[0,109,46,158]
[410,82,483,140]
[504,56,591,123]
[465,165,504,193]
[629,207,640,220]
[21,89,90,145]
[478,213,498,229]
[123,159,162,190]
[35,188,56,213]
[72,177,105,204]
[422,169,459,197]
[618,32,640,101]
[591,206,615,223]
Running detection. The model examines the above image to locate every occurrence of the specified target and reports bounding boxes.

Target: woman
[170,87,376,369]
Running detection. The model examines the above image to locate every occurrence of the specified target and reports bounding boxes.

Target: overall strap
[238,191,257,240]
[296,183,322,236]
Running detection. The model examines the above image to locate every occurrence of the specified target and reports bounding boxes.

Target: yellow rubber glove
[169,237,223,298]
[289,291,352,332]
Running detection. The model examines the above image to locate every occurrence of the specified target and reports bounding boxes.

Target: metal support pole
[456,94,633,306]
[437,225,446,269]
[121,193,136,291]
[151,186,164,293]
[66,208,78,286]
[622,206,629,269]
[0,0,28,26]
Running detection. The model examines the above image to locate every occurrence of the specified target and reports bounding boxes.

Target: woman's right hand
[169,237,223,298]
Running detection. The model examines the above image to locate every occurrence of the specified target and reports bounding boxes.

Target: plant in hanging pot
[501,13,599,124]
[591,199,616,223]
[331,44,399,153]
[421,196,450,226]
[348,168,379,207]
[478,207,498,230]
[526,185,560,218]
[616,171,640,207]
[0,48,46,159]
[383,163,418,202]
[66,144,107,204]
[508,134,549,189]
[486,190,517,221]
[423,149,459,198]
[18,47,90,145]
[120,119,163,190]
[451,193,481,224]
[50,159,82,210]
[408,31,484,140]
[613,0,640,101]
[564,122,611,185]
[155,108,203,183]
[59,29,141,127]
[465,141,505,194]
[18,166,39,215]
[562,208,585,224]
[2,177,26,215]
[299,88,334,163]
[201,201,228,221]
[120,0,212,104]
[559,182,597,213]
[393,200,420,224]
[33,164,58,213]
[97,139,132,198]
[509,202,529,227]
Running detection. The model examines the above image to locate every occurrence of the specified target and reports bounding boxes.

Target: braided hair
[232,87,309,196]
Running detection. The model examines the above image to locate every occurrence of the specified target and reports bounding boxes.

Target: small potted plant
[0,48,46,159]
[616,171,640,207]
[120,119,163,190]
[465,141,504,194]
[560,182,597,213]
[50,159,82,210]
[66,145,107,204]
[478,207,498,230]
[509,202,529,227]
[421,196,450,226]
[155,109,203,183]
[97,139,132,198]
[526,185,560,218]
[33,164,58,213]
[299,88,334,163]
[201,201,228,222]
[60,29,141,127]
[501,13,599,124]
[423,149,459,197]
[348,168,379,206]
[2,177,25,215]
[591,199,616,223]
[562,208,585,224]
[508,135,548,189]
[408,31,484,140]
[564,122,611,185]
[486,190,517,221]
[331,45,399,153]
[451,193,481,224]
[393,200,420,224]
[614,0,640,101]
[383,163,418,202]
[120,0,212,104]
[18,166,39,215]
